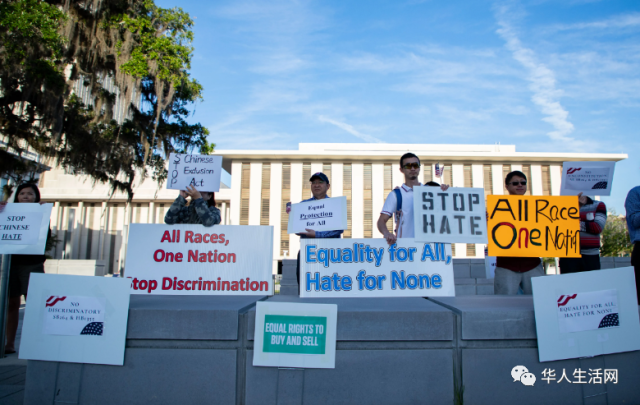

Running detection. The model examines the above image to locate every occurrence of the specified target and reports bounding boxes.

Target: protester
[0,183,51,354]
[292,172,343,286]
[164,185,220,226]
[559,193,607,273]
[624,185,640,301]
[493,171,544,295]
[377,153,448,245]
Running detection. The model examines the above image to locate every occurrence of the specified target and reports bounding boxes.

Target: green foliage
[601,213,633,257]
[0,0,212,200]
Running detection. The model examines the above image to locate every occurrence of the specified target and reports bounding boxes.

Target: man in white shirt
[377,153,448,245]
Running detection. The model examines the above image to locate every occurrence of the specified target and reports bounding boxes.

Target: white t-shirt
[381,183,420,238]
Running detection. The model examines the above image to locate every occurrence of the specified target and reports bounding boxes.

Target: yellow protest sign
[487,195,581,258]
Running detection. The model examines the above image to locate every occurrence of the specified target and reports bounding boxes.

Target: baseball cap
[309,172,330,184]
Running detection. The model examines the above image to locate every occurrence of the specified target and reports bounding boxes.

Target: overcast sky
[157,0,640,213]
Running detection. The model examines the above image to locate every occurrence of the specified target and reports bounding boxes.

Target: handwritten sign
[253,302,337,368]
[287,196,347,234]
[167,153,222,192]
[487,195,580,258]
[413,186,487,244]
[300,238,455,297]
[560,161,616,196]
[124,224,273,295]
[0,203,52,254]
[557,289,619,334]
[43,296,106,336]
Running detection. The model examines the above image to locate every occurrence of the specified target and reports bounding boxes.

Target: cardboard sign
[124,224,273,295]
[253,301,337,368]
[557,289,619,334]
[43,296,106,336]
[532,267,640,362]
[167,153,222,192]
[487,195,581,258]
[299,238,455,298]
[19,274,130,366]
[0,203,52,254]
[287,196,347,234]
[560,161,616,197]
[413,187,487,244]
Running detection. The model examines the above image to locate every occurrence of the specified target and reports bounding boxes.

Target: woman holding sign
[494,171,545,295]
[164,185,221,227]
[0,183,51,354]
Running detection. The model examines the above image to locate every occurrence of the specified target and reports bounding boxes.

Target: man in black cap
[288,172,343,289]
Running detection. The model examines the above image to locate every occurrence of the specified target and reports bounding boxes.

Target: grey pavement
[0,305,27,405]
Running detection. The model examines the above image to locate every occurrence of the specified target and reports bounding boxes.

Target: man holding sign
[290,173,343,287]
[492,171,545,295]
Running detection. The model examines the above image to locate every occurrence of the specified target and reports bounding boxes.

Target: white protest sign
[532,267,640,362]
[253,301,337,369]
[0,203,52,254]
[557,289,619,334]
[300,238,455,298]
[124,224,273,295]
[560,161,616,196]
[413,187,487,244]
[167,153,222,192]
[43,296,106,336]
[19,274,130,366]
[287,196,347,234]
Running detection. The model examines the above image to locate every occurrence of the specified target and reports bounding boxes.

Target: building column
[310,163,323,177]
[491,164,504,195]
[471,164,485,258]
[248,162,262,225]
[372,163,384,238]
[351,163,364,239]
[270,163,283,271]
[452,164,464,187]
[531,165,543,195]
[550,165,562,196]
[72,201,85,259]
[220,202,227,225]
[230,161,243,225]
[331,163,344,197]
[289,163,303,257]
[148,202,155,223]
[392,163,403,188]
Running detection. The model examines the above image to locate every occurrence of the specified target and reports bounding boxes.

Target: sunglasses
[509,181,527,186]
[402,163,420,169]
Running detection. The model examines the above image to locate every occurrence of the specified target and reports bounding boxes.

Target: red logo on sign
[557,294,577,307]
[567,168,582,174]
[45,296,67,307]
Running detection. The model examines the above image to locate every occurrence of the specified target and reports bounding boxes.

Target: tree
[0,0,212,199]
[600,212,633,257]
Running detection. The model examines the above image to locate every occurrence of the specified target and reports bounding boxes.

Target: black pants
[559,254,601,274]
[632,243,640,303]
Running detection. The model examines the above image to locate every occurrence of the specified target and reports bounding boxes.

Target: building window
[383,163,393,233]
[422,162,432,183]
[240,163,250,225]
[442,164,452,186]
[466,243,476,257]
[343,164,352,238]
[483,164,492,202]
[364,163,372,238]
[261,163,270,225]
[280,164,291,253]
[502,164,511,194]
[463,164,473,187]
[323,163,332,197]
[522,164,532,195]
[542,165,551,196]
[302,162,311,199]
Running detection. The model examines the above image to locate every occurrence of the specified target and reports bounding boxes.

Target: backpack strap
[392,188,403,237]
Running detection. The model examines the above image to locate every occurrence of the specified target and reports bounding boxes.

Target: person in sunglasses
[494,171,545,295]
[377,153,448,245]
